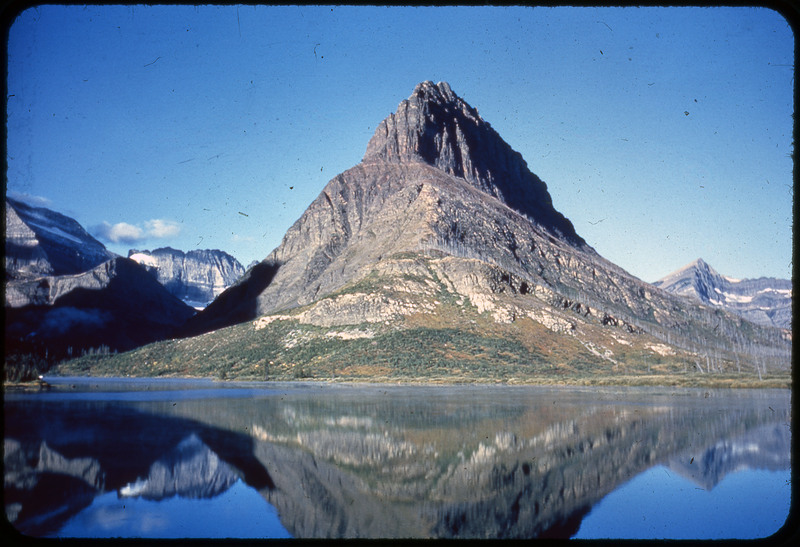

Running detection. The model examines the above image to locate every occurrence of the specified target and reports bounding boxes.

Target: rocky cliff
[177,81,789,377]
[363,81,584,246]
[5,197,116,279]
[653,259,791,329]
[128,247,245,308]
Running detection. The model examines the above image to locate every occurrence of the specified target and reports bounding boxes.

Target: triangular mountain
[654,258,792,329]
[186,81,596,333]
[84,82,789,382]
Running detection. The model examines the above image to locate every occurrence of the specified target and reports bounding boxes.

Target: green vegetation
[52,308,791,388]
[44,253,791,389]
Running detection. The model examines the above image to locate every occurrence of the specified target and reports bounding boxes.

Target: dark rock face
[364,81,584,246]
[5,257,195,358]
[653,259,792,329]
[185,82,789,372]
[128,247,245,308]
[5,197,116,279]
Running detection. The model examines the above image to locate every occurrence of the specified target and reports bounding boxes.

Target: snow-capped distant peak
[654,258,792,329]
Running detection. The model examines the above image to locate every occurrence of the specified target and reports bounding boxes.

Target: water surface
[4,378,791,539]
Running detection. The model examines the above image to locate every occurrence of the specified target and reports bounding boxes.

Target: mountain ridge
[653,258,791,329]
[5,197,117,279]
[128,247,245,308]
[5,256,195,366]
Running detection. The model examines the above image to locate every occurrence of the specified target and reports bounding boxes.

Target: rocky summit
[654,259,792,330]
[69,82,790,383]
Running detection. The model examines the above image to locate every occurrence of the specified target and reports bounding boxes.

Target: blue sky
[5,5,794,282]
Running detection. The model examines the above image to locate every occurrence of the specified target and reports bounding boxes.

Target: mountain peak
[364,81,585,246]
[691,258,712,271]
[411,80,458,103]
[654,259,791,329]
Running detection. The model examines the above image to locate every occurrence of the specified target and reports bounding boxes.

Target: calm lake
[4,378,791,539]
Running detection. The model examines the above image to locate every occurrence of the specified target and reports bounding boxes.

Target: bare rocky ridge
[653,258,792,329]
[363,81,584,245]
[183,81,789,374]
[128,247,245,308]
[5,197,116,279]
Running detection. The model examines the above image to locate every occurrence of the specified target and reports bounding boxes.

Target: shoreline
[6,372,791,390]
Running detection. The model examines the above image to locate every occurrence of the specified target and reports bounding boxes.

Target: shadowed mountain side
[5,197,117,279]
[364,81,585,247]
[5,257,195,360]
[178,260,281,337]
[4,401,276,537]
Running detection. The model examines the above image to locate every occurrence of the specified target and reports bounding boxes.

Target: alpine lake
[4,377,792,540]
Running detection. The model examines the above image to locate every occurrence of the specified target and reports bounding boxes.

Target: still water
[4,378,791,539]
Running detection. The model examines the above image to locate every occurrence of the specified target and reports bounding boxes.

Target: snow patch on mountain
[654,259,791,329]
[129,252,159,268]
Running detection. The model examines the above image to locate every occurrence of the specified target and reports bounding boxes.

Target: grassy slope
[56,264,791,388]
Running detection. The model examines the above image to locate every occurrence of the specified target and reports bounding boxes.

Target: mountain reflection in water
[3,380,791,539]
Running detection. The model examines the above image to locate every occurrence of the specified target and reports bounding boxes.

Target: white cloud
[91,219,181,245]
[144,219,181,238]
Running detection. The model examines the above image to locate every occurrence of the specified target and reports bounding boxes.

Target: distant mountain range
[128,247,244,309]
[5,82,791,383]
[4,197,245,374]
[654,259,791,329]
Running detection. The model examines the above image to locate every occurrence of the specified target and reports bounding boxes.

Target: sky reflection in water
[55,479,290,539]
[575,466,791,539]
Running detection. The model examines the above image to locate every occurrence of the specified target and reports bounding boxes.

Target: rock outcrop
[653,259,792,329]
[128,247,245,308]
